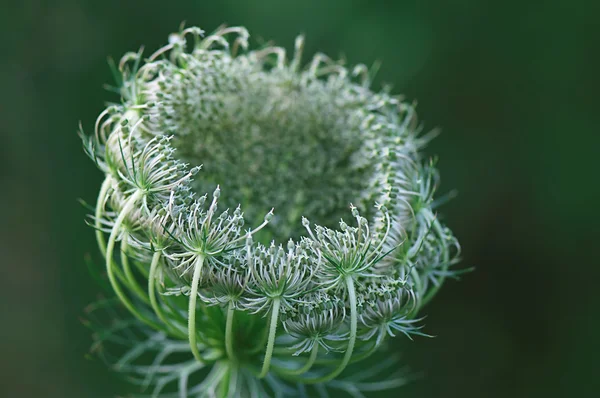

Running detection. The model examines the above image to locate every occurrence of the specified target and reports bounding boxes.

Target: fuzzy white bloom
[81,25,462,397]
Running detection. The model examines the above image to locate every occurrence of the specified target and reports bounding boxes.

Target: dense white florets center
[141,50,376,240]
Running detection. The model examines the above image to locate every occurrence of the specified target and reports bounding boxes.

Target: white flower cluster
[82,25,461,397]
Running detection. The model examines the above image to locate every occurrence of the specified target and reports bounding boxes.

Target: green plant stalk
[188,254,206,363]
[148,251,187,339]
[258,297,281,378]
[105,189,161,329]
[95,176,111,257]
[225,301,237,362]
[120,233,150,304]
[301,275,357,384]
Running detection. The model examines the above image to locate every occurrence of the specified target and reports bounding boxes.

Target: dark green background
[2,0,599,397]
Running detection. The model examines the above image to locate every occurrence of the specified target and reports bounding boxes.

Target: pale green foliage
[81,25,461,397]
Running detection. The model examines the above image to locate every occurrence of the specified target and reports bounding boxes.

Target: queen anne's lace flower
[81,25,462,397]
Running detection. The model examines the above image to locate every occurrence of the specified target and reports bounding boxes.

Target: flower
[243,238,316,315]
[357,278,426,346]
[82,25,462,397]
[283,292,347,356]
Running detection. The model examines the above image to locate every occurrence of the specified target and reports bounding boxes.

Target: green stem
[258,297,281,378]
[188,254,206,363]
[120,233,150,304]
[274,343,319,376]
[148,251,187,339]
[301,275,357,384]
[225,301,236,362]
[95,176,112,257]
[105,190,160,330]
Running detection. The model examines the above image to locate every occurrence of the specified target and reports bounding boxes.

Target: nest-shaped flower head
[82,25,462,397]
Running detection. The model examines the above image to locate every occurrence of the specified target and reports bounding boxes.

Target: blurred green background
[2,0,599,397]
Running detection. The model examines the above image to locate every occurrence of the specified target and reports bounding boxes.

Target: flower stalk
[258,297,281,378]
[188,254,206,363]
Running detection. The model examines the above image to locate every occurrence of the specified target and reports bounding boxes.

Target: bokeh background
[2,0,599,397]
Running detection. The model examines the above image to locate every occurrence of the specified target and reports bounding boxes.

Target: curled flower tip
[265,208,274,222]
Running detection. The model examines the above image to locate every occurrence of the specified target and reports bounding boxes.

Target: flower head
[244,238,315,314]
[283,292,347,355]
[82,25,463,397]
[357,278,425,346]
